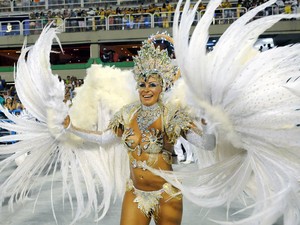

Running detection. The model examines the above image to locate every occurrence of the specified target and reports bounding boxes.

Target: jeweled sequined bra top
[108,101,193,152]
[122,103,163,155]
[122,127,163,156]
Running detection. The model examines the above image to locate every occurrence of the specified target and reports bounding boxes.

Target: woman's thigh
[155,193,183,225]
[120,190,152,225]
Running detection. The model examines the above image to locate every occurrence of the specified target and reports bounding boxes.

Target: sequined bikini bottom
[126,179,182,218]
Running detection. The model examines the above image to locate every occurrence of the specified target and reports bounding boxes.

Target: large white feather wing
[0,26,136,224]
[152,0,300,224]
[284,75,300,97]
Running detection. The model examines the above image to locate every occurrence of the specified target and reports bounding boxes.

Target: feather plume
[161,0,300,224]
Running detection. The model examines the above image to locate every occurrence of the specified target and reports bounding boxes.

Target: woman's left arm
[185,121,216,151]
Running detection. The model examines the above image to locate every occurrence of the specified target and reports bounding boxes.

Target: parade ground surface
[0,160,283,225]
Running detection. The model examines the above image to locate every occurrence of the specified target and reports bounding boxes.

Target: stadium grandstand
[0,0,299,105]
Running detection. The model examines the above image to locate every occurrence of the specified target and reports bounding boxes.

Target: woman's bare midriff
[130,151,173,191]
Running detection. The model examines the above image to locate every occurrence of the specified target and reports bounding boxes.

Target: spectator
[236,0,243,17]
[99,9,106,30]
[55,12,64,28]
[12,94,23,110]
[275,0,285,13]
[166,2,173,24]
[65,75,71,85]
[77,10,87,32]
[198,2,206,11]
[4,97,15,111]
[64,86,71,103]
[0,94,5,106]
[114,7,123,30]
[102,48,113,62]
[0,76,6,91]
[113,50,119,62]
[221,0,233,23]
[74,79,83,87]
[284,0,292,14]
[291,0,298,13]
[29,12,37,34]
[161,3,169,28]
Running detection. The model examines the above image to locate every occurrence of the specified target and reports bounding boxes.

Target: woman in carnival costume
[0,0,300,225]
[63,37,206,225]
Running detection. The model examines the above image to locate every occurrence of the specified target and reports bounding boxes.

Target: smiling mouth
[143,94,153,99]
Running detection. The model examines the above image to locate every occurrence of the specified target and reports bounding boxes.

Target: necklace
[137,103,161,132]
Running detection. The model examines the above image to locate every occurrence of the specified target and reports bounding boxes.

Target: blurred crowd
[28,1,177,30]
[0,0,298,37]
[0,77,23,114]
[23,0,300,33]
[0,75,83,115]
[26,0,299,21]
[59,75,84,103]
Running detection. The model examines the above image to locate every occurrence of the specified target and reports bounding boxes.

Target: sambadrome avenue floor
[0,160,283,225]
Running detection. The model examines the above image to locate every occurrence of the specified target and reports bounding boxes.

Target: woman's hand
[201,118,207,125]
[63,115,71,129]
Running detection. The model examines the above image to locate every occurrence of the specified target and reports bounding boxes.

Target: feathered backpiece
[0,25,137,224]
[149,0,300,224]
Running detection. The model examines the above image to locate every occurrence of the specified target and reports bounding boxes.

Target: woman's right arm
[64,116,120,147]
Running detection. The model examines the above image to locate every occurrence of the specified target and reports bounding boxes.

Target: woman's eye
[149,83,158,88]
[138,83,146,88]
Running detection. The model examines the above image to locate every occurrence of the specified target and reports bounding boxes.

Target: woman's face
[138,75,162,106]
